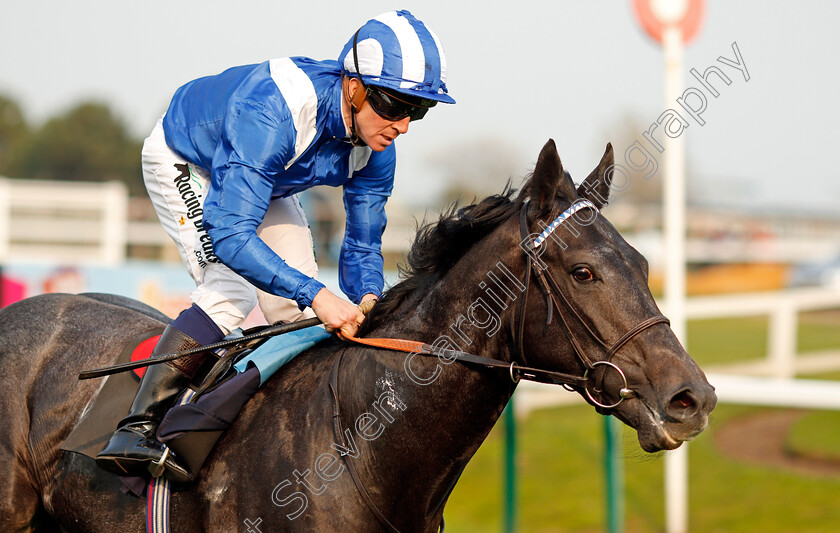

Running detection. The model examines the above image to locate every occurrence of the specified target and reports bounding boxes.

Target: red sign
[632,0,704,44]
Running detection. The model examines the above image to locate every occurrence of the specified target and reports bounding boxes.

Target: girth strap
[329,348,402,533]
[329,349,446,533]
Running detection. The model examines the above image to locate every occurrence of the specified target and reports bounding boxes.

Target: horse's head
[516,139,716,452]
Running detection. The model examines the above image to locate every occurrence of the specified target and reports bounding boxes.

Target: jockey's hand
[311,288,367,337]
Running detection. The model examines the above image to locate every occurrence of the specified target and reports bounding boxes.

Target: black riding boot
[96,325,205,483]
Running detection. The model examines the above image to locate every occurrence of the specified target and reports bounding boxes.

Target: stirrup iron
[148,445,171,478]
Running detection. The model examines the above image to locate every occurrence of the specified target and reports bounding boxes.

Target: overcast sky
[2,1,838,214]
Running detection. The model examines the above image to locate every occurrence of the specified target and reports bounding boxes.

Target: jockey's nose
[394,116,410,134]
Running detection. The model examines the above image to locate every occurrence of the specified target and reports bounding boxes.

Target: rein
[335,332,589,388]
[328,198,670,532]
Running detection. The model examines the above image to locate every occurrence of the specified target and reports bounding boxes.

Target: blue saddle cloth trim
[234,326,332,386]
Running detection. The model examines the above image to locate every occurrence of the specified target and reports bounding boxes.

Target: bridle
[328,197,671,532]
[515,198,670,409]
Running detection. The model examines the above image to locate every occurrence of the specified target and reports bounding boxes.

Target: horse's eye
[572,267,595,283]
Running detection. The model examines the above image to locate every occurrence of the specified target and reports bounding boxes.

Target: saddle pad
[233,326,331,385]
[61,327,166,459]
[153,327,330,478]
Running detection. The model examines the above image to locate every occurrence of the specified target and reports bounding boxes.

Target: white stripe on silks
[533,199,599,248]
[347,146,373,179]
[375,11,426,88]
[349,39,385,78]
[268,58,319,169]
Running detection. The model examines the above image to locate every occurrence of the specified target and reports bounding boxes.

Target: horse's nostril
[669,390,697,415]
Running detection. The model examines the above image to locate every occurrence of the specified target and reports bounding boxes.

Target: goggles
[365,86,436,122]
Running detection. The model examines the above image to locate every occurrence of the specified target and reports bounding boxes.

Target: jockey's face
[344,78,412,152]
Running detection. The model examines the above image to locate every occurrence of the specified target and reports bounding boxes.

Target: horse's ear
[577,143,614,209]
[523,139,577,210]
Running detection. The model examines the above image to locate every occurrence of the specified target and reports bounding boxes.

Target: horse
[0,139,716,532]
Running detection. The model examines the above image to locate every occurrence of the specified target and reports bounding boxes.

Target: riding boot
[96,325,206,483]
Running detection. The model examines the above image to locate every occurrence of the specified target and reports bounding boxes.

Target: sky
[2,1,839,214]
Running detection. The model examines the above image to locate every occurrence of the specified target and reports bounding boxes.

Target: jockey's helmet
[338,10,455,105]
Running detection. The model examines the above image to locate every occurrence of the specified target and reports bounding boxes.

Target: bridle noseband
[515,199,670,409]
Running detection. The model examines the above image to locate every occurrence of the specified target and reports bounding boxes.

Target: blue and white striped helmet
[338,10,455,104]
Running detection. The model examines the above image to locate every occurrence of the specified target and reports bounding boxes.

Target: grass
[798,310,840,353]
[444,405,840,533]
[442,315,840,532]
[786,411,840,462]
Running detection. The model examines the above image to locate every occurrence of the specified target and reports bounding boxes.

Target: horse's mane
[359,184,519,333]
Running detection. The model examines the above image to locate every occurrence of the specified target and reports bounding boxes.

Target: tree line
[0,95,144,195]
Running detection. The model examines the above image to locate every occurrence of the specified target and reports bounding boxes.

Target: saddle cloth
[61,327,165,458]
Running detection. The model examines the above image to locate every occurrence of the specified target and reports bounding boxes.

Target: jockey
[96,9,454,483]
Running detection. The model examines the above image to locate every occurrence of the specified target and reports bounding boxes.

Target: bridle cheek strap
[516,200,671,407]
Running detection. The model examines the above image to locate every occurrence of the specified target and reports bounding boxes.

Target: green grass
[445,405,840,533]
[798,311,840,353]
[787,411,840,462]
[443,316,840,532]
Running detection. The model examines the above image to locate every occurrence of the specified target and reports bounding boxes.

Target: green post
[503,397,517,533]
[604,415,624,533]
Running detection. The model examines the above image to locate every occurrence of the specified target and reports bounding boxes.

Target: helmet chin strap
[347,29,368,147]
[343,76,367,147]
[349,105,366,147]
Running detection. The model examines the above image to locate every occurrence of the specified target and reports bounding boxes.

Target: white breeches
[142,117,317,334]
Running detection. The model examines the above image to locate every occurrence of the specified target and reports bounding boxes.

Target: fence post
[768,297,797,378]
[101,181,128,265]
[604,415,624,533]
[503,399,517,533]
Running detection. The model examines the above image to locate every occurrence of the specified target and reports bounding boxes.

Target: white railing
[707,373,840,410]
[0,177,128,266]
[674,287,840,378]
[658,288,840,533]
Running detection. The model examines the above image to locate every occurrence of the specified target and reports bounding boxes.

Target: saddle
[62,325,330,483]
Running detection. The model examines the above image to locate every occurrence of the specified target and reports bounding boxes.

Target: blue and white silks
[162,58,394,308]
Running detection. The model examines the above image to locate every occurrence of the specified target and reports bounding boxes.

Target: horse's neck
[356,233,522,522]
